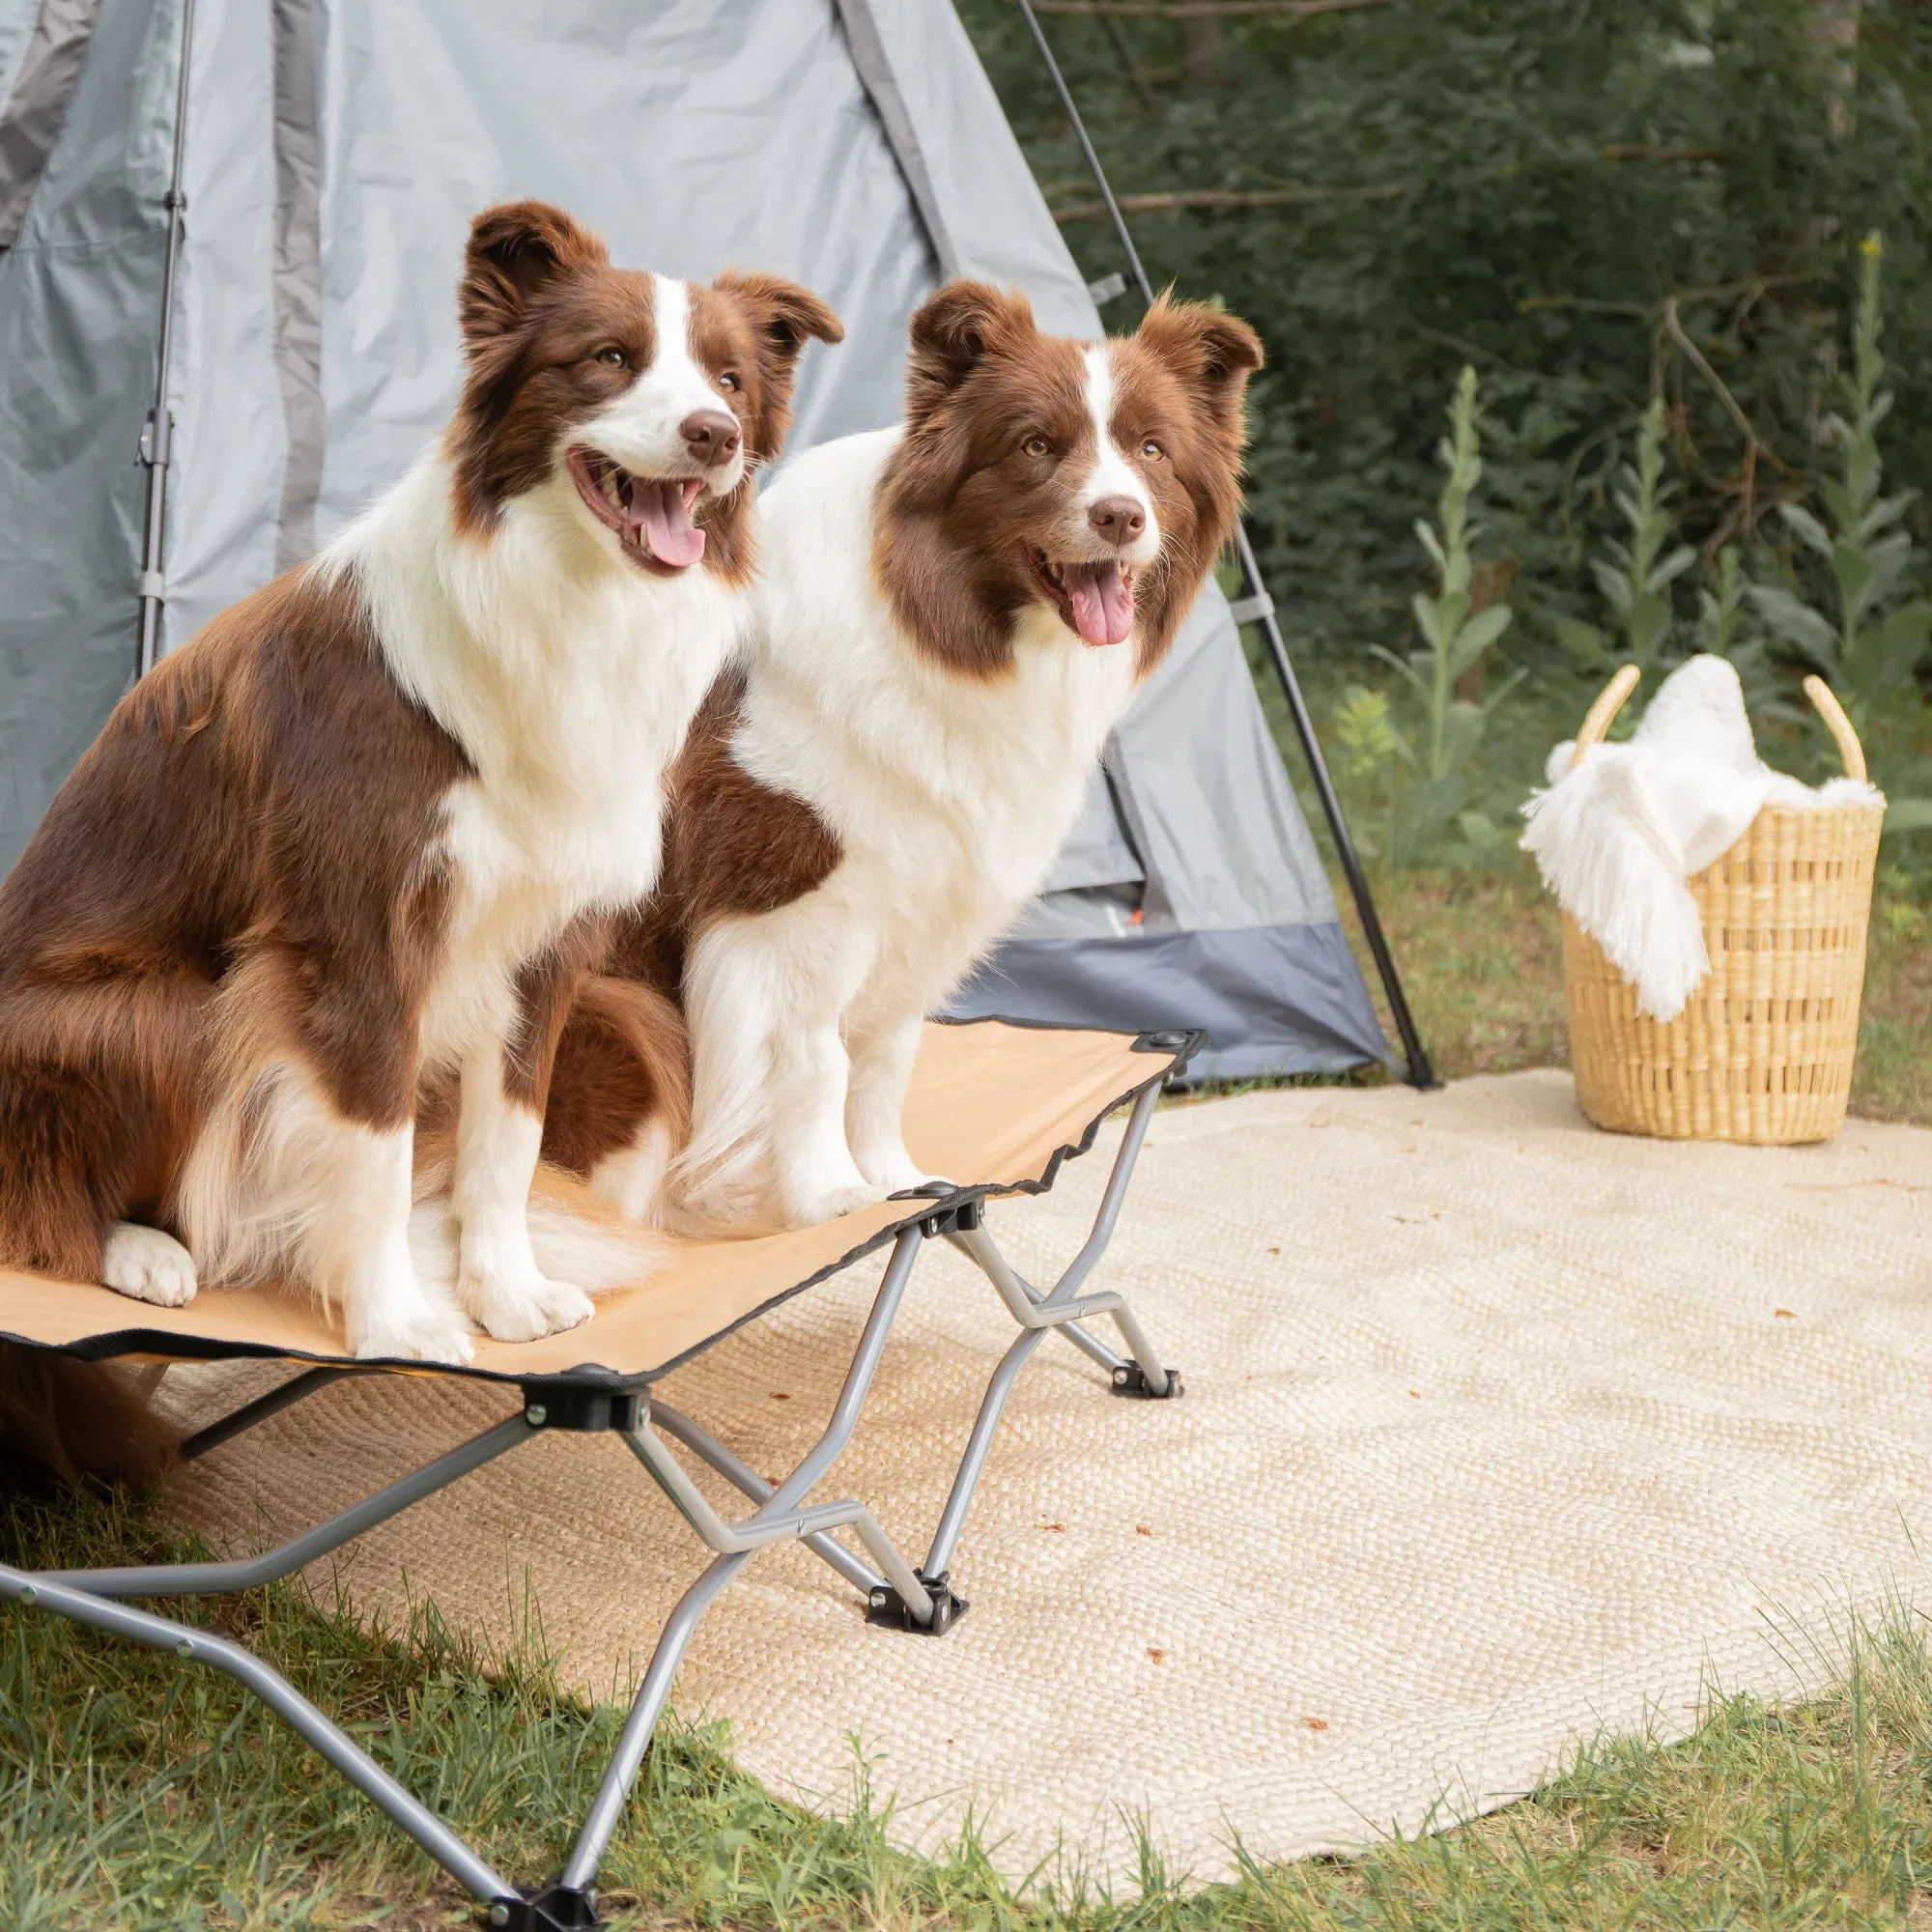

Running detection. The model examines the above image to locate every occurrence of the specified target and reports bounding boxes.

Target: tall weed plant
[1558,400,1696,675]
[1335,368,1520,867]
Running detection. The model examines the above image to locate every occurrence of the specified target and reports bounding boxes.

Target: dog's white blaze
[567,273,745,497]
[1077,344,1160,561]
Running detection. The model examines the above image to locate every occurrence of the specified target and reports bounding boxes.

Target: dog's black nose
[1088,495,1146,547]
[681,409,742,467]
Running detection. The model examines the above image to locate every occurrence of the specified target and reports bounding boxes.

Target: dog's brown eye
[717,372,739,392]
[595,347,628,368]
[1140,438,1165,460]
[1022,435,1050,458]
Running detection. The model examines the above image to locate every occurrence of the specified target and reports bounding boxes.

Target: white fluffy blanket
[1520,656,1883,1021]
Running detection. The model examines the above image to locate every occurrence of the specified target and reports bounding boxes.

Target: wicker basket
[1560,665,1886,1144]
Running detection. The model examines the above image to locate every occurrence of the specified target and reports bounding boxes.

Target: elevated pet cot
[0,1017,1188,1932]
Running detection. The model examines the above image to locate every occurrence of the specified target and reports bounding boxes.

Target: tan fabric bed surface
[0,1020,1166,1378]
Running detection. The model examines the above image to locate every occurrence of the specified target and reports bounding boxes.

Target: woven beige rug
[161,1071,1932,1888]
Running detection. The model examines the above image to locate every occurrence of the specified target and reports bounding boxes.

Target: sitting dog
[0,199,839,1412]
[545,279,1260,1230]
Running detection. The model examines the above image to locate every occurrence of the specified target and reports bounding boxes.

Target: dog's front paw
[354,1300,476,1366]
[101,1223,199,1308]
[462,1269,596,1345]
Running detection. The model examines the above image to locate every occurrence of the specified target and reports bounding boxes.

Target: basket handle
[1570,664,1640,770]
[1801,674,1866,781]
[1571,664,1867,782]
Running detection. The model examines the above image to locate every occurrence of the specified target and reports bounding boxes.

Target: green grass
[10,1485,1932,1929]
[1334,854,1932,1127]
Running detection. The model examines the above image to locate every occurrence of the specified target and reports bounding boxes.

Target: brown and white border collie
[0,201,839,1392]
[549,280,1261,1232]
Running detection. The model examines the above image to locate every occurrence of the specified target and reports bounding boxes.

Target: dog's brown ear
[460,200,608,345]
[1134,295,1264,431]
[717,271,844,360]
[712,271,845,461]
[903,280,1036,425]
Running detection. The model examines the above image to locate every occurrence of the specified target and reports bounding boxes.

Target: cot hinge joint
[490,1879,600,1930]
[866,1568,969,1634]
[1111,1360,1183,1400]
[917,1197,981,1238]
[517,1383,641,1433]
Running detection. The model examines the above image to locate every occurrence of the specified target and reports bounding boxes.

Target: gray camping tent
[0,0,1389,1082]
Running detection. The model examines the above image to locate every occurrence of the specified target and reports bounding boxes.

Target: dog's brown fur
[0,200,838,1488]
[877,283,1261,681]
[0,569,471,1282]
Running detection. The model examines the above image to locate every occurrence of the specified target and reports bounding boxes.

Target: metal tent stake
[1012,0,1437,1090]
[136,0,199,682]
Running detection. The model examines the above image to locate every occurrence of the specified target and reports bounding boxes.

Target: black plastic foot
[486,1880,601,1930]
[866,1569,969,1634]
[1110,1360,1182,1399]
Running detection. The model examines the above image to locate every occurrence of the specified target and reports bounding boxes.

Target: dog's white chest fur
[743,428,1136,995]
[337,453,745,1066]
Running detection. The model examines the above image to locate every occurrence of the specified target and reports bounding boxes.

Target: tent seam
[270,0,324,574]
[829,0,961,281]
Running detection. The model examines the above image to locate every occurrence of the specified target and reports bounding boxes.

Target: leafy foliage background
[956,0,1932,668]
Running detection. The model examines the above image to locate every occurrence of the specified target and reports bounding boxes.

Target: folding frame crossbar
[0,1086,1176,1931]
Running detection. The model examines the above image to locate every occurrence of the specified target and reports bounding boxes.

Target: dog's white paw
[852,1143,934,1195]
[100,1223,198,1308]
[781,1177,890,1230]
[353,1300,476,1366]
[462,1269,596,1345]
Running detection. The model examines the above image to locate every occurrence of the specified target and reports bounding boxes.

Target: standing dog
[0,197,839,1447]
[546,280,1260,1231]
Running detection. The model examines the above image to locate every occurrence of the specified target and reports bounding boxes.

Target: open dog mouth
[1030,548,1136,648]
[567,447,707,571]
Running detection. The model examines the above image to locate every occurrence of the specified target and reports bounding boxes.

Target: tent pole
[135,0,199,682]
[1010,0,1437,1091]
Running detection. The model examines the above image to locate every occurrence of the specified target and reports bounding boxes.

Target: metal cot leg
[917,1081,1180,1596]
[0,1564,518,1906]
[543,1224,947,1921]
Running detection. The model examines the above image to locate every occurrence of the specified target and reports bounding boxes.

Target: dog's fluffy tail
[666,923,780,1229]
[0,1343,178,1493]
[409,1138,668,1297]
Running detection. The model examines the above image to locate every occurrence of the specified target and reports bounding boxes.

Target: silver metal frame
[0,1079,1174,1927]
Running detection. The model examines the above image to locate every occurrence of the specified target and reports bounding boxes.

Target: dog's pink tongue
[1064,560,1135,647]
[634,479,706,569]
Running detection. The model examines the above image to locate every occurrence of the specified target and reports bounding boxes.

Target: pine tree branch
[1053,183,1401,221]
[1031,0,1390,21]
[1601,143,1724,163]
